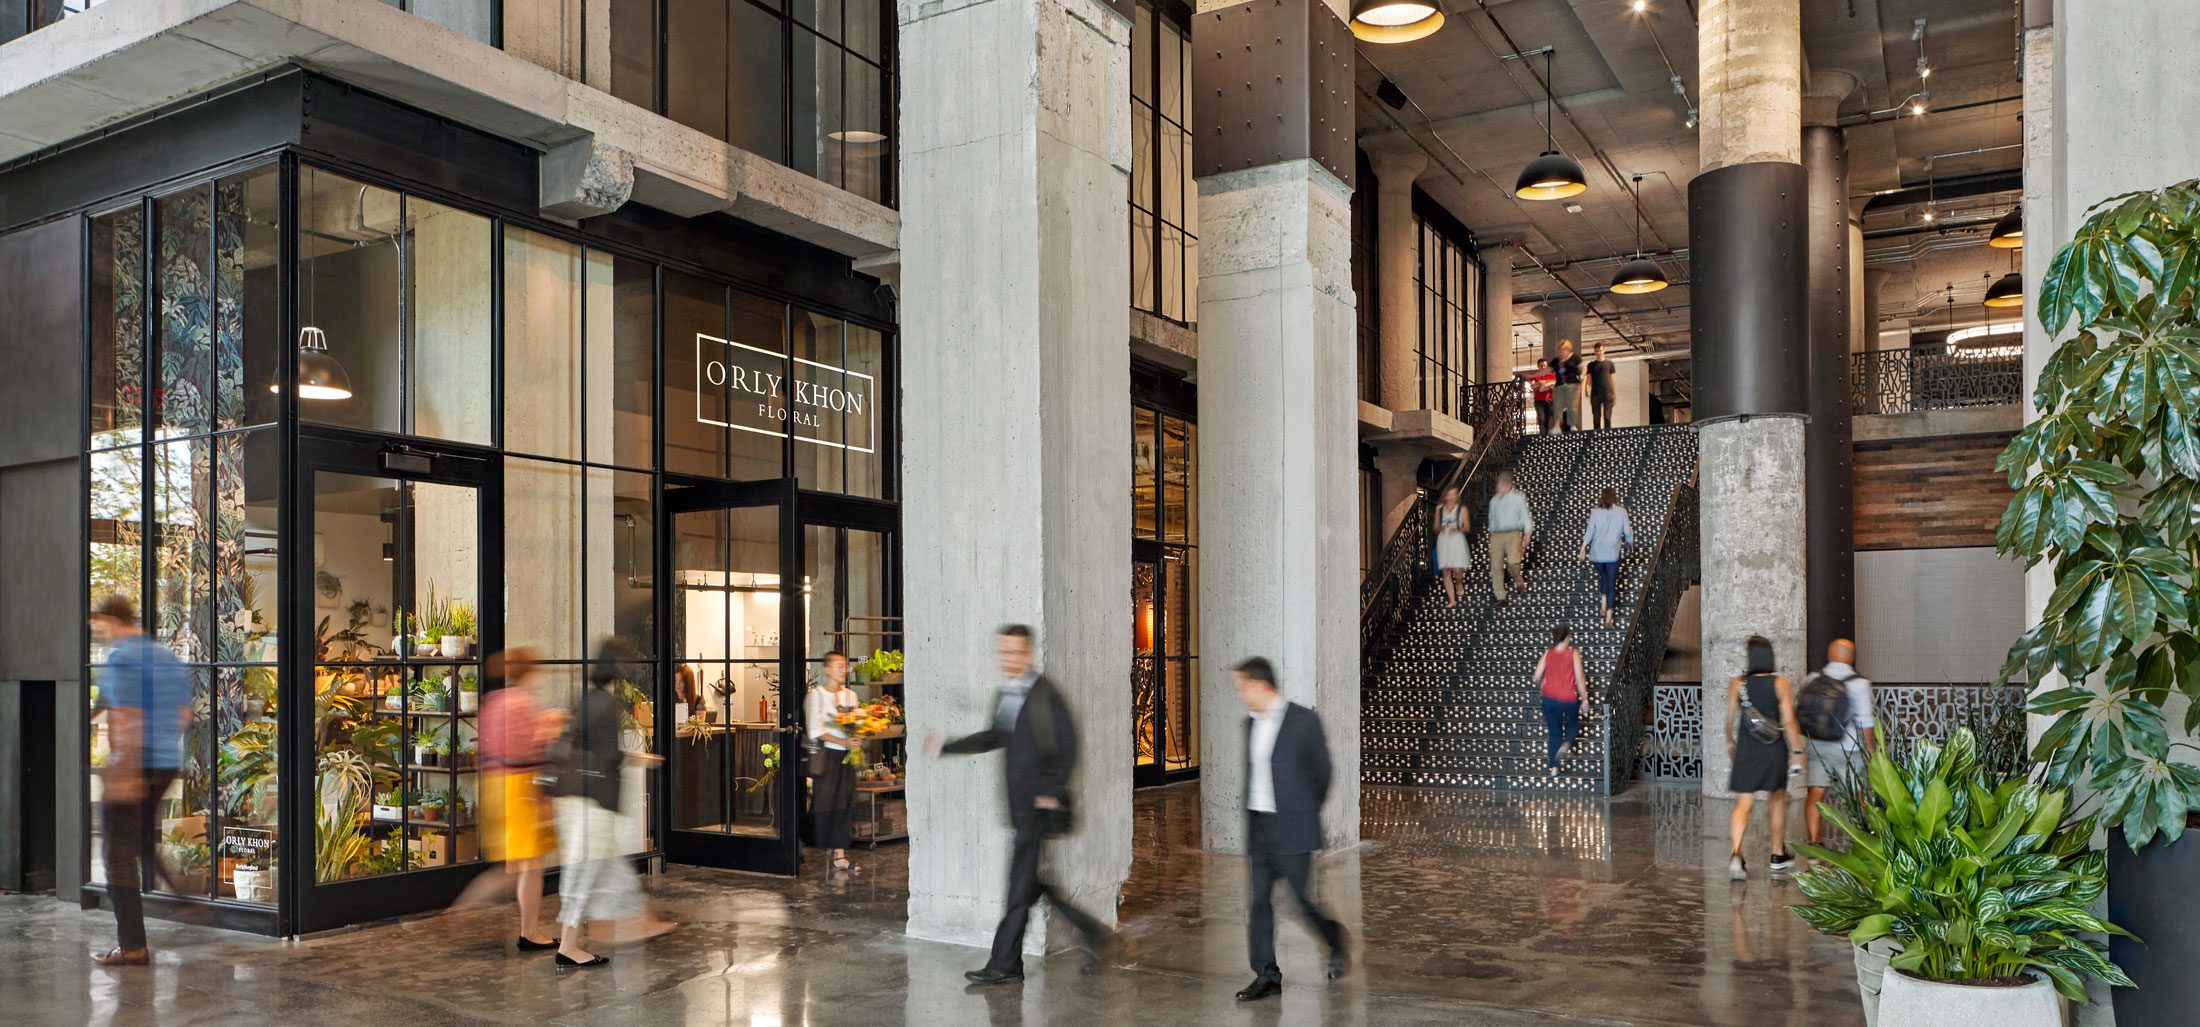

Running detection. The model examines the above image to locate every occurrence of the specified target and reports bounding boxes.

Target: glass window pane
[88,447,144,632]
[1132,4,1153,104]
[1160,223,1183,323]
[1132,407,1157,540]
[841,58,888,204]
[792,28,842,186]
[609,0,660,111]
[152,438,211,662]
[408,196,493,444]
[227,168,283,430]
[671,504,782,837]
[1158,20,1183,123]
[215,665,279,903]
[1184,227,1199,326]
[406,0,493,43]
[502,226,584,460]
[154,184,214,436]
[90,206,145,450]
[299,167,402,436]
[1162,417,1188,543]
[591,469,657,655]
[506,458,586,660]
[791,310,846,492]
[1131,102,1153,213]
[212,430,280,664]
[602,255,657,469]
[664,279,795,483]
[666,0,729,140]
[845,0,882,62]
[664,272,728,478]
[844,324,886,499]
[1130,207,1156,314]
[1158,123,1182,226]
[728,0,788,162]
[726,292,791,482]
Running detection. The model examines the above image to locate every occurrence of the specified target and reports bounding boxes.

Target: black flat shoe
[555,952,610,968]
[964,966,1023,985]
[517,936,559,952]
[1328,928,1353,980]
[1236,977,1283,1002]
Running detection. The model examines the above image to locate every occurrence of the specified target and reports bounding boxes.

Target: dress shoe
[517,936,559,952]
[1235,977,1283,1002]
[1327,928,1353,980]
[964,966,1023,986]
[92,947,150,966]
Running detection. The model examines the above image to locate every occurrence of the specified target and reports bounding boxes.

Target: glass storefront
[1130,383,1198,786]
[44,77,900,933]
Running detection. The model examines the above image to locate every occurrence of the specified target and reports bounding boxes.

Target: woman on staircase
[1579,487,1634,628]
[1532,625,1585,777]
[1432,488,1472,607]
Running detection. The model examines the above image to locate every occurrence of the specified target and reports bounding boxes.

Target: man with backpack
[1795,638,1875,847]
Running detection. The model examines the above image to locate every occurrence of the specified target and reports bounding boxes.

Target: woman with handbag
[1724,635,1806,881]
[805,650,862,873]
[550,639,671,968]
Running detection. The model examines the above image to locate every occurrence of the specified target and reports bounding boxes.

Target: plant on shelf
[416,790,446,822]
[444,599,477,642]
[856,648,904,683]
[454,673,480,713]
[410,727,442,768]
[1998,177,2200,1022]
[218,720,278,821]
[450,737,476,770]
[1791,727,2133,1026]
[414,676,450,713]
[315,794,369,883]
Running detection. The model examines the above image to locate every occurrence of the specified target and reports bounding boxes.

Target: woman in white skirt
[551,644,671,968]
[1433,487,1472,607]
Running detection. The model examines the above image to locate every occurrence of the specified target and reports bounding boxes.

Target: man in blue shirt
[90,596,194,966]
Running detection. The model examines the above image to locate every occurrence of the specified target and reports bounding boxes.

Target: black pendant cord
[1543,50,1556,154]
[1632,174,1645,260]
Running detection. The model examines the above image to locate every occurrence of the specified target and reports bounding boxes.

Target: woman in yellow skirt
[455,648,561,951]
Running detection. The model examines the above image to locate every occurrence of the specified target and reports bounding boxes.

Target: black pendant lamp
[1514,49,1587,200]
[1350,0,1444,43]
[1983,271,2024,308]
[1609,174,1669,294]
[280,326,354,401]
[1988,205,2023,248]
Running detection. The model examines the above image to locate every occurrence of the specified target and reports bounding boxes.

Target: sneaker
[1769,851,1797,872]
[1728,855,1747,881]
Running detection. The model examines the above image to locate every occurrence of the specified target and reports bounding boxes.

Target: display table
[852,782,906,845]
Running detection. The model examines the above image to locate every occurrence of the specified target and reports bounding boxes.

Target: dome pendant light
[1983,271,2024,308]
[1350,0,1444,43]
[1513,48,1587,200]
[280,326,354,401]
[1609,174,1669,295]
[1988,205,2023,248]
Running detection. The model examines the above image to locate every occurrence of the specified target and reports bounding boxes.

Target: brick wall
[1852,432,2016,550]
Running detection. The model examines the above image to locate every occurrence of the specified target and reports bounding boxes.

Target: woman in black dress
[1724,635,1804,881]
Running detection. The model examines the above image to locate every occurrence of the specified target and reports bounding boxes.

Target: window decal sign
[695,333,875,453]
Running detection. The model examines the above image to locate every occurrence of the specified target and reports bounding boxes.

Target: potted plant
[856,648,903,684]
[436,733,464,769]
[440,598,476,659]
[414,677,449,713]
[1791,727,2134,1027]
[1998,176,2200,1024]
[455,673,479,714]
[371,789,404,821]
[410,728,441,768]
[415,791,445,823]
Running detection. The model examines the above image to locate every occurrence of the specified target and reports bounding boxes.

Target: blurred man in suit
[925,625,1113,985]
[1232,657,1349,1001]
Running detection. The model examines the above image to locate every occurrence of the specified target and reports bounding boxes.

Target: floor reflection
[1,784,1860,1027]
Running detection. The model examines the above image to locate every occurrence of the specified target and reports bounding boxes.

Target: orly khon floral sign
[695,333,875,453]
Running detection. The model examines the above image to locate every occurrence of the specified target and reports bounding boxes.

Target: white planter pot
[1879,970,2059,1027]
[458,690,478,714]
[1854,940,1900,1027]
[440,635,469,659]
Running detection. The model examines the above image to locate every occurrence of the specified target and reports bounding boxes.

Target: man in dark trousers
[88,596,195,966]
[1232,657,1349,1002]
[924,624,1113,985]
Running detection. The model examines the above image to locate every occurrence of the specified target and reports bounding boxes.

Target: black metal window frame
[1129,0,1198,327]
[609,0,898,207]
[1351,149,1381,405]
[1412,194,1481,418]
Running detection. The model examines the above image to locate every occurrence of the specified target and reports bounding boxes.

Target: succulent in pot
[1790,726,2134,1027]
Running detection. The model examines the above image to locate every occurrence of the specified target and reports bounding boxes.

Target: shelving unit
[852,782,907,845]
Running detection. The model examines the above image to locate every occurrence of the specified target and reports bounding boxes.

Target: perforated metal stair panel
[1361,425,1699,794]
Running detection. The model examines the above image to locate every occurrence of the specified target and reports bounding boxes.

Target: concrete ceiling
[1353,0,2027,358]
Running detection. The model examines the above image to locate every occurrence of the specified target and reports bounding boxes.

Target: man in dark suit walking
[924,624,1113,985]
[1232,656,1349,1002]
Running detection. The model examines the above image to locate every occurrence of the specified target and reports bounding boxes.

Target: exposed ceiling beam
[1858,168,2023,213]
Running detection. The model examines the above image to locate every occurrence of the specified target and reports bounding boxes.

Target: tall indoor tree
[1999,178,2200,847]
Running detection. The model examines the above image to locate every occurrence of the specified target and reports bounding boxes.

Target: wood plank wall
[1852,432,2016,550]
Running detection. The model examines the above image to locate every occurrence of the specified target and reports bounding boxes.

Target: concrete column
[1612,358,1648,429]
[1802,125,1854,662]
[1534,300,1582,361]
[1367,148,1427,412]
[899,0,1133,951]
[1862,268,1891,350]
[1196,158,1359,853]
[1481,243,1516,383]
[1690,0,1805,799]
[1371,446,1422,546]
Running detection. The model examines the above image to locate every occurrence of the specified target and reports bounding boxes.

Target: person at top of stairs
[1432,488,1471,608]
[1533,624,1584,778]
[1486,472,1534,607]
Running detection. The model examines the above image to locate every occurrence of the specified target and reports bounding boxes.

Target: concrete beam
[0,0,897,259]
[538,136,635,220]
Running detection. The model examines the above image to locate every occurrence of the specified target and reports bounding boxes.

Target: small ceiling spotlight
[1563,201,1584,215]
[1684,108,1697,129]
[1632,0,1646,10]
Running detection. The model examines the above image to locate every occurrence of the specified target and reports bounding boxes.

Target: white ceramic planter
[1854,940,1899,1027]
[458,690,477,713]
[1879,970,2058,1027]
[440,635,468,659]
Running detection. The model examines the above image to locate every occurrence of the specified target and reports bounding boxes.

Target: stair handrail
[1360,381,1527,672]
[1597,458,1700,794]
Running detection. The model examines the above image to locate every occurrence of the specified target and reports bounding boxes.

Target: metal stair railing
[1596,461,1699,794]
[1360,381,1527,677]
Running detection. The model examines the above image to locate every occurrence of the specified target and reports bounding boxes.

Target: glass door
[664,481,801,874]
[286,432,498,933]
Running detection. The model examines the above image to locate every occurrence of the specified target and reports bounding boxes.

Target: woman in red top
[454,648,563,952]
[1523,360,1558,434]
[1533,624,1586,778]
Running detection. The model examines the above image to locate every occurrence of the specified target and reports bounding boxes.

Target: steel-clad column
[1802,125,1854,662]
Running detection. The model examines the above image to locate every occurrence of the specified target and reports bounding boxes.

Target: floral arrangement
[831,696,906,766]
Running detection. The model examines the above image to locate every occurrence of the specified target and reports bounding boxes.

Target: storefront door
[286,430,500,934]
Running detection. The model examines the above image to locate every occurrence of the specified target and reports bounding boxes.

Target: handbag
[1737,679,1783,745]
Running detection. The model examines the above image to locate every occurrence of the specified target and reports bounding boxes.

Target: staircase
[1361,423,1699,794]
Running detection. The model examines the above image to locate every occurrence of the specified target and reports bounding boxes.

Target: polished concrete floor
[0,783,1860,1027]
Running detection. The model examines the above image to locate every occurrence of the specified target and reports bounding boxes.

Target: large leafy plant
[1791,728,2134,1000]
[1997,178,2200,848]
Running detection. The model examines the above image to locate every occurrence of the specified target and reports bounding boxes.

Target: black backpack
[1796,669,1855,742]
